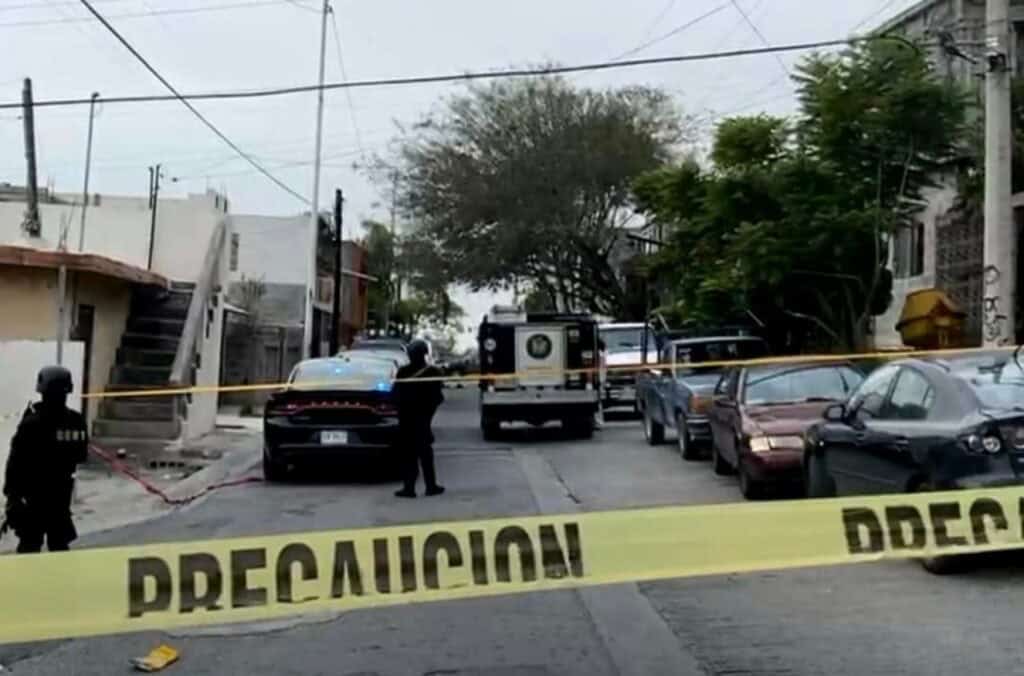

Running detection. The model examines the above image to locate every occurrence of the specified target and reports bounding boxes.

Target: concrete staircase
[91,283,194,459]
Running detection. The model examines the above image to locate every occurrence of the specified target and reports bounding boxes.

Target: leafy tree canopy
[395,76,685,317]
[636,39,965,351]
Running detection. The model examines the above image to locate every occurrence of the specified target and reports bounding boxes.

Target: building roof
[871,0,938,34]
[0,245,168,287]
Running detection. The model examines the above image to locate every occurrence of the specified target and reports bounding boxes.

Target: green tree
[636,39,965,351]
[395,76,685,317]
[711,114,788,169]
[362,220,395,332]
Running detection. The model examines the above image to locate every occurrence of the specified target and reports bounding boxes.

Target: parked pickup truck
[636,335,768,460]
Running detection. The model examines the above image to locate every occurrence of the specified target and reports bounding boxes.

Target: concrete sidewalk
[1,412,262,551]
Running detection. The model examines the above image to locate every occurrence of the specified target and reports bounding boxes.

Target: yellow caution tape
[1,486,1022,644]
[73,344,1019,401]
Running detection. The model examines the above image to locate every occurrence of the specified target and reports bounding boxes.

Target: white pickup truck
[598,322,659,412]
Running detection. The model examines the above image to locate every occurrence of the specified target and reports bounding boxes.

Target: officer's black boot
[422,445,444,496]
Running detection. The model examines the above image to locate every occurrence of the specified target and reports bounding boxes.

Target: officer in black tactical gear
[3,365,88,553]
[394,339,445,498]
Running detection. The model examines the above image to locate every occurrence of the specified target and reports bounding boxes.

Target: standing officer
[394,339,445,498]
[3,366,88,553]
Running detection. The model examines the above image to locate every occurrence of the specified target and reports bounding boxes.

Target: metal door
[515,325,565,386]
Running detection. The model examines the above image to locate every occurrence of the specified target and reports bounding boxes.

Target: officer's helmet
[406,339,430,364]
[36,365,73,396]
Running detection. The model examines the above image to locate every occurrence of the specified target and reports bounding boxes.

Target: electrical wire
[1,36,881,111]
[636,0,679,46]
[75,0,309,204]
[0,0,296,28]
[329,6,365,158]
[612,1,731,61]
[728,0,789,75]
[850,0,902,34]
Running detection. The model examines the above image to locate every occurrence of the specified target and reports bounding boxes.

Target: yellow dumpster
[895,288,966,350]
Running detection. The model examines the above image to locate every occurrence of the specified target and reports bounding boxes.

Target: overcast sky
[1,0,921,347]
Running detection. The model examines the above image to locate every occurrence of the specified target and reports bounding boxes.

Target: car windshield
[290,359,394,390]
[351,341,406,353]
[600,328,657,355]
[341,349,409,365]
[961,357,1024,409]
[675,340,767,376]
[744,365,862,406]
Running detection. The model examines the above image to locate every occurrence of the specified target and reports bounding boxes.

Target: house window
[230,233,239,272]
[893,222,925,279]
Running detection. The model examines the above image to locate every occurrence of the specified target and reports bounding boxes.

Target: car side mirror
[823,403,846,422]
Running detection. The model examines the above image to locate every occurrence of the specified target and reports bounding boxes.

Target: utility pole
[56,212,68,365]
[330,189,344,354]
[21,78,40,237]
[147,164,162,270]
[381,169,398,336]
[983,0,1016,346]
[302,0,331,360]
[78,92,99,252]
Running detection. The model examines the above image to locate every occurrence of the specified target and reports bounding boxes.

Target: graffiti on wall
[983,264,1010,344]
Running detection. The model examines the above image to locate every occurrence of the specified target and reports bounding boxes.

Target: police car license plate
[321,430,348,445]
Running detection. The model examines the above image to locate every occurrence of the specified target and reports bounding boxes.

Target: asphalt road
[4,389,1024,675]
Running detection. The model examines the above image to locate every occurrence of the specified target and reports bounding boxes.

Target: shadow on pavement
[270,459,402,486]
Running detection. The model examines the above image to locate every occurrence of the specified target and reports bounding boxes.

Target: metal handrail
[169,220,227,386]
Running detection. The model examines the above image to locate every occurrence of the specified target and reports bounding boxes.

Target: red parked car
[708,361,864,499]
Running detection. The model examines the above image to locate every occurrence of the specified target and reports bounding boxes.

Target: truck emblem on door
[526,334,553,359]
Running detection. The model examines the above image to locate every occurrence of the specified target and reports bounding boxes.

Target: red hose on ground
[88,444,263,506]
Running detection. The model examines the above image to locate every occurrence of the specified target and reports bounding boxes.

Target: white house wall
[230,214,309,286]
[873,180,957,349]
[0,190,228,283]
[0,340,84,475]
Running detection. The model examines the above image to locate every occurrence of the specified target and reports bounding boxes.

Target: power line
[728,0,789,75]
[612,2,731,61]
[1,37,877,111]
[329,6,365,157]
[0,0,294,28]
[281,0,318,11]
[0,0,133,12]
[75,0,308,204]
[636,0,679,44]
[850,0,901,34]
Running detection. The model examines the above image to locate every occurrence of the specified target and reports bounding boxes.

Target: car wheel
[262,448,286,482]
[711,437,733,476]
[804,451,836,498]
[644,409,665,445]
[737,456,764,500]
[676,413,699,461]
[915,482,970,575]
[572,415,594,440]
[482,417,501,441]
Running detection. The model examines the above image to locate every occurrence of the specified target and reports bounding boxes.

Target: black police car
[803,352,1024,572]
[262,355,399,480]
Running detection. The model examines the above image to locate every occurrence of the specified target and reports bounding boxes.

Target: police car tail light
[266,400,301,416]
[375,401,398,416]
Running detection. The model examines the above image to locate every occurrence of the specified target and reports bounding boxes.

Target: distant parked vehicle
[708,361,864,498]
[636,335,768,460]
[338,348,409,368]
[598,322,658,412]
[345,338,410,367]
